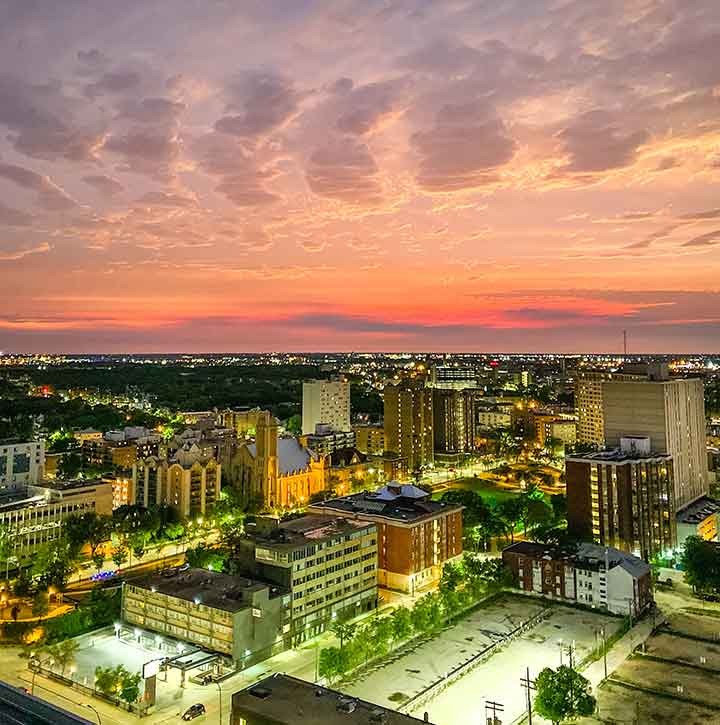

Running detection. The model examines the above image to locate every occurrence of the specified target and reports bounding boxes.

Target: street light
[84,703,101,724]
[214,680,223,725]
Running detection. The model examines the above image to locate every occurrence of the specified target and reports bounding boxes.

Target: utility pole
[599,626,608,680]
[485,700,504,725]
[520,667,536,725]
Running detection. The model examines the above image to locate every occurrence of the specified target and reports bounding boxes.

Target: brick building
[309,482,463,593]
[503,541,653,618]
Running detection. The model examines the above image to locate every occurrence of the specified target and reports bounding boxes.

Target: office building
[122,568,290,668]
[432,388,476,462]
[575,369,646,445]
[132,443,221,518]
[503,541,653,617]
[383,377,433,474]
[353,424,384,455]
[0,478,112,563]
[476,405,512,431]
[310,482,463,593]
[603,374,708,508]
[533,413,577,448]
[300,424,356,455]
[566,437,676,561]
[231,412,326,509]
[237,515,378,644]
[230,674,437,725]
[430,364,479,389]
[302,379,351,435]
[0,440,44,490]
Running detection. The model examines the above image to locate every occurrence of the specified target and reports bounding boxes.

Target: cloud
[215,71,303,139]
[136,191,198,208]
[679,208,720,221]
[411,101,516,192]
[0,73,103,161]
[84,70,141,99]
[305,136,382,204]
[116,97,186,124]
[82,174,125,196]
[625,224,682,250]
[104,127,180,179]
[557,110,648,173]
[0,162,77,210]
[0,201,33,227]
[682,229,720,247]
[335,79,406,135]
[655,156,679,171]
[0,242,50,262]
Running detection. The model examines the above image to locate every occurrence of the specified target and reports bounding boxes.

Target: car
[182,704,206,720]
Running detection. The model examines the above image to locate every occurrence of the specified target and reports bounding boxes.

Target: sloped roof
[376,482,429,501]
[246,437,315,476]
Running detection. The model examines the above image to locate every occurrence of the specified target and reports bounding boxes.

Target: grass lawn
[432,475,529,504]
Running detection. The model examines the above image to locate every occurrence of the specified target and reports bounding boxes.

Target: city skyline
[1,1,720,353]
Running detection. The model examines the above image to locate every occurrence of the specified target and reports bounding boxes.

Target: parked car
[182,703,206,720]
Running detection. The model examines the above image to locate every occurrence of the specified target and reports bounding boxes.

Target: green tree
[534,665,596,724]
[119,670,142,704]
[13,567,33,597]
[112,545,129,568]
[32,591,49,618]
[285,414,302,435]
[46,639,79,677]
[681,536,720,594]
[330,620,357,651]
[370,615,394,655]
[33,536,78,589]
[57,452,83,479]
[497,498,524,542]
[95,664,123,696]
[439,561,464,592]
[390,606,413,643]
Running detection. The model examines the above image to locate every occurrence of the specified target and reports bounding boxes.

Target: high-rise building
[603,375,708,507]
[430,364,479,389]
[575,369,646,444]
[566,437,677,561]
[432,388,476,460]
[353,424,385,455]
[302,379,351,435]
[383,377,433,473]
[0,440,44,490]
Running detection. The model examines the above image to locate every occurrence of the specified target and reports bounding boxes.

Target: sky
[0,0,719,354]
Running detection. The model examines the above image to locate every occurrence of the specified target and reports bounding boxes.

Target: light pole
[600,626,608,680]
[84,703,101,724]
[215,680,223,725]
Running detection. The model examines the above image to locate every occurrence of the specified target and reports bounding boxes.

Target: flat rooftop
[231,674,436,725]
[310,488,462,524]
[566,449,671,464]
[677,496,720,525]
[0,681,91,724]
[128,568,286,612]
[247,515,375,550]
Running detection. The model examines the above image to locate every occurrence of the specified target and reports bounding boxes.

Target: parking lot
[338,594,621,724]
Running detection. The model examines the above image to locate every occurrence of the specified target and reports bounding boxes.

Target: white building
[0,440,45,490]
[302,379,351,435]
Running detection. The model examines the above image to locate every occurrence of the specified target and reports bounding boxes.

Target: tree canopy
[534,665,596,724]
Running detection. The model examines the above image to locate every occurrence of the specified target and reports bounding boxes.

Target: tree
[390,606,413,643]
[439,561,463,592]
[285,414,302,435]
[681,536,720,594]
[46,639,79,677]
[112,545,128,568]
[330,620,357,651]
[13,567,33,598]
[534,665,596,724]
[33,536,78,589]
[185,544,227,572]
[32,591,49,618]
[497,498,524,542]
[58,452,83,479]
[119,670,142,704]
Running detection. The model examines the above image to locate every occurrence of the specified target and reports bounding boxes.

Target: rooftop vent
[337,698,357,713]
[249,686,272,700]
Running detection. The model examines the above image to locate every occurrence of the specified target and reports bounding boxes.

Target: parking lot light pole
[84,703,101,724]
[215,680,223,725]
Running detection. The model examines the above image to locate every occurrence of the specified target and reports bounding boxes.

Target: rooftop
[503,541,650,578]
[566,448,671,464]
[310,483,462,523]
[677,496,720,525]
[246,437,316,476]
[231,674,437,725]
[129,568,286,612]
[247,515,375,549]
[0,680,91,724]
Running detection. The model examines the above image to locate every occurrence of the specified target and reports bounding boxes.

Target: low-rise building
[236,515,378,645]
[122,568,290,669]
[503,541,653,618]
[230,674,437,725]
[0,478,112,563]
[326,448,376,496]
[476,407,512,431]
[676,496,720,546]
[0,440,45,489]
[309,482,463,593]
